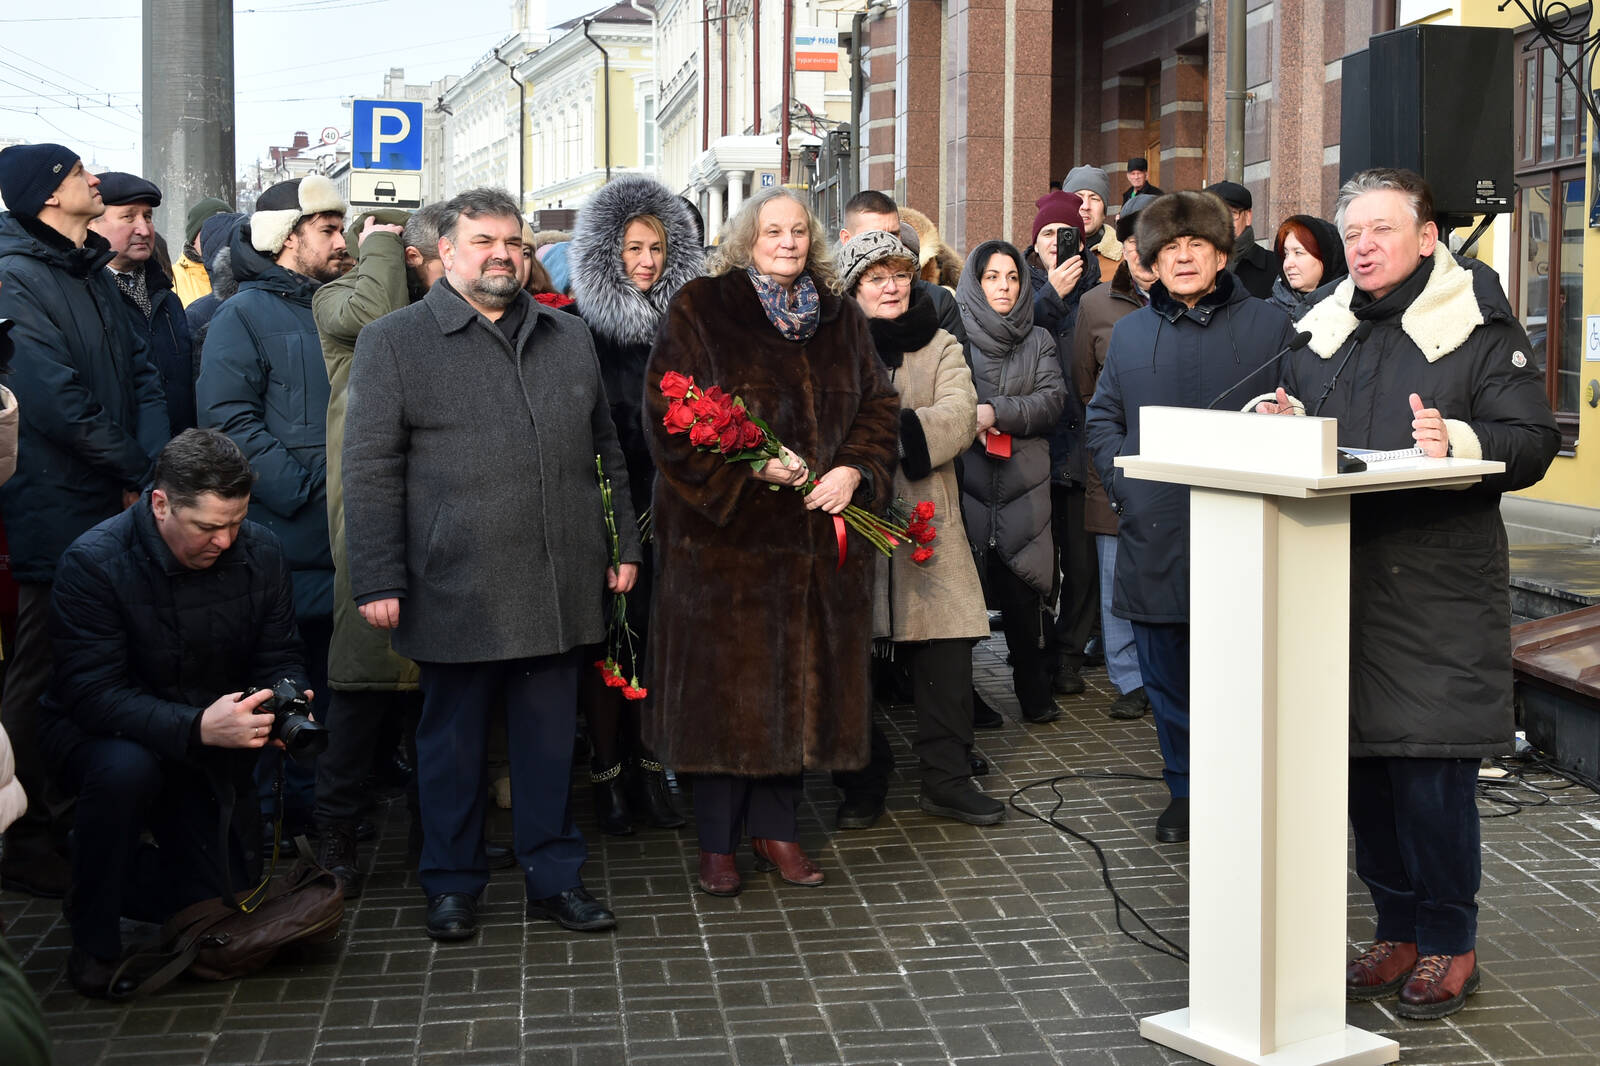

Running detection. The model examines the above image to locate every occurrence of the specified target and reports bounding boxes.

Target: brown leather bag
[110,850,345,998]
[165,857,345,981]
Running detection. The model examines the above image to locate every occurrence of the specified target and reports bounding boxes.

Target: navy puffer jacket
[197,224,333,619]
[1086,270,1294,623]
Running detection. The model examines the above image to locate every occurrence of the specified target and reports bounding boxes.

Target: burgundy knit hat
[1030,191,1086,246]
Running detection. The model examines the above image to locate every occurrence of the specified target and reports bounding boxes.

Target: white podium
[1115,408,1504,1066]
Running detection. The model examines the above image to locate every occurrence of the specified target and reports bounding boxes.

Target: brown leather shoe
[751,838,824,886]
[1397,950,1479,1019]
[1346,939,1418,1000]
[697,850,741,897]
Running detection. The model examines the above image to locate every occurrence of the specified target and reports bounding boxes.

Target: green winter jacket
[311,227,419,690]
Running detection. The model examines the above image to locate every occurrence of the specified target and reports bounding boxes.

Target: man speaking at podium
[1259,168,1560,1019]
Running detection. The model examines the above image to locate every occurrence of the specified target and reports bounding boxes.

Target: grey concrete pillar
[143,0,235,246]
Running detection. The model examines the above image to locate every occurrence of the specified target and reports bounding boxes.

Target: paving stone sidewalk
[4,638,1599,1065]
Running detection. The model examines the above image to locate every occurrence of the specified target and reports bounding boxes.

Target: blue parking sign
[352,99,424,171]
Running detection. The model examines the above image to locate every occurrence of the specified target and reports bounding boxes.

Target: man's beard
[465,268,521,309]
[294,250,344,283]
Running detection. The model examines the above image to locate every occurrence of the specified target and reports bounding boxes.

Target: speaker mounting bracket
[1500,0,1600,133]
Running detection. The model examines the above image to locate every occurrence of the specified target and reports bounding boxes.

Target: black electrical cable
[1475,747,1600,818]
[1009,772,1189,965]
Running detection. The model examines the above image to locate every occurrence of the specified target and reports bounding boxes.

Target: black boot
[590,762,634,836]
[628,758,686,829]
[316,823,362,899]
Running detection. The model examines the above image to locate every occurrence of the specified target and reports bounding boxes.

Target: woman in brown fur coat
[644,188,899,898]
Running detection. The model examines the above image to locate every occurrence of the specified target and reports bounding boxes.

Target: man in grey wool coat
[342,187,640,942]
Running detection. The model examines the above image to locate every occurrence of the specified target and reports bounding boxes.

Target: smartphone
[1056,227,1080,266]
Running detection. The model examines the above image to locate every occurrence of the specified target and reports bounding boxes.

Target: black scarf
[1350,254,1434,321]
[866,284,940,369]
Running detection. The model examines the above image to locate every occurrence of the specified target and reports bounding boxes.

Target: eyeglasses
[859,271,913,291]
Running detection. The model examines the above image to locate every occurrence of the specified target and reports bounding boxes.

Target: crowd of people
[0,139,1562,1028]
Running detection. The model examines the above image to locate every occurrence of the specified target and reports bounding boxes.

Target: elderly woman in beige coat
[836,231,1003,827]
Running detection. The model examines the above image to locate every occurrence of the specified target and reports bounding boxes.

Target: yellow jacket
[172,253,212,306]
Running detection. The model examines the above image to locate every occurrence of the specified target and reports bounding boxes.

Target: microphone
[1309,321,1376,416]
[1204,330,1313,410]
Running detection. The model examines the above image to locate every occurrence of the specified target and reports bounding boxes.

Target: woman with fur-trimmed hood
[570,176,706,836]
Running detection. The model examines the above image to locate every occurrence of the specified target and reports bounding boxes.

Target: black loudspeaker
[1363,25,1515,216]
[1339,48,1373,182]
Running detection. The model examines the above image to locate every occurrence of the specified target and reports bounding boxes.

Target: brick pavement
[3,638,1599,1065]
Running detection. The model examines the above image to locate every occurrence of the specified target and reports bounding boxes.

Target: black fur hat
[1134,190,1234,259]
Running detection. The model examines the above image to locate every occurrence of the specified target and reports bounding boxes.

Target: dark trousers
[830,639,977,799]
[1048,485,1099,672]
[1349,756,1481,956]
[987,557,1053,717]
[253,614,331,821]
[60,737,254,961]
[315,689,418,828]
[831,720,894,801]
[1130,621,1190,797]
[415,655,586,900]
[694,774,802,854]
[0,583,68,863]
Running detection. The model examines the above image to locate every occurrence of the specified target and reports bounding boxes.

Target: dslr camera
[245,678,329,763]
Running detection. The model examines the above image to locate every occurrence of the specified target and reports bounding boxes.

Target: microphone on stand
[1310,321,1376,416]
[1204,330,1313,410]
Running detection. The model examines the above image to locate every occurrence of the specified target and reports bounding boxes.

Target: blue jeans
[1096,535,1143,695]
[1349,756,1481,955]
[1130,622,1189,797]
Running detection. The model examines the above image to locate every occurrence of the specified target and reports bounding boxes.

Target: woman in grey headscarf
[955,240,1068,726]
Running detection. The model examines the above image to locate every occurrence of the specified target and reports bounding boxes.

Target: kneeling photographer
[37,428,313,998]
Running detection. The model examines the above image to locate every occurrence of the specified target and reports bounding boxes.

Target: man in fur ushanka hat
[1085,189,1294,847]
[195,174,349,832]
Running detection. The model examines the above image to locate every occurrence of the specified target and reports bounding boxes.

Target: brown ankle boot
[751,838,824,886]
[1346,940,1418,1000]
[696,851,741,897]
[1397,950,1479,1019]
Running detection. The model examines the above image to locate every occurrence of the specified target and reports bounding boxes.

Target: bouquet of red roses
[660,371,937,563]
[594,455,646,699]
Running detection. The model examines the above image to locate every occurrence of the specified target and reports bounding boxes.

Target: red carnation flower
[622,683,648,700]
[913,501,936,521]
[911,523,936,545]
[911,546,934,564]
[660,371,694,399]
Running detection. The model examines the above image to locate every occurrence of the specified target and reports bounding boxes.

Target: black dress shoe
[973,691,1004,729]
[1155,797,1190,843]
[527,886,616,932]
[486,841,517,869]
[918,784,1006,826]
[1022,703,1061,724]
[67,946,144,999]
[969,751,990,777]
[1106,686,1150,720]
[1052,664,1086,695]
[425,892,479,941]
[835,793,886,830]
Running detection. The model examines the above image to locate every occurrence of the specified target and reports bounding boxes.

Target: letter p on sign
[351,99,424,171]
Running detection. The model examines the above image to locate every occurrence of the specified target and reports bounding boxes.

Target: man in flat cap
[1123,157,1162,204]
[90,173,198,437]
[0,144,169,898]
[197,174,348,830]
[1207,180,1281,300]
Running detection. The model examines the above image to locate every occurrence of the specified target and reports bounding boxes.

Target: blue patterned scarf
[747,266,820,343]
